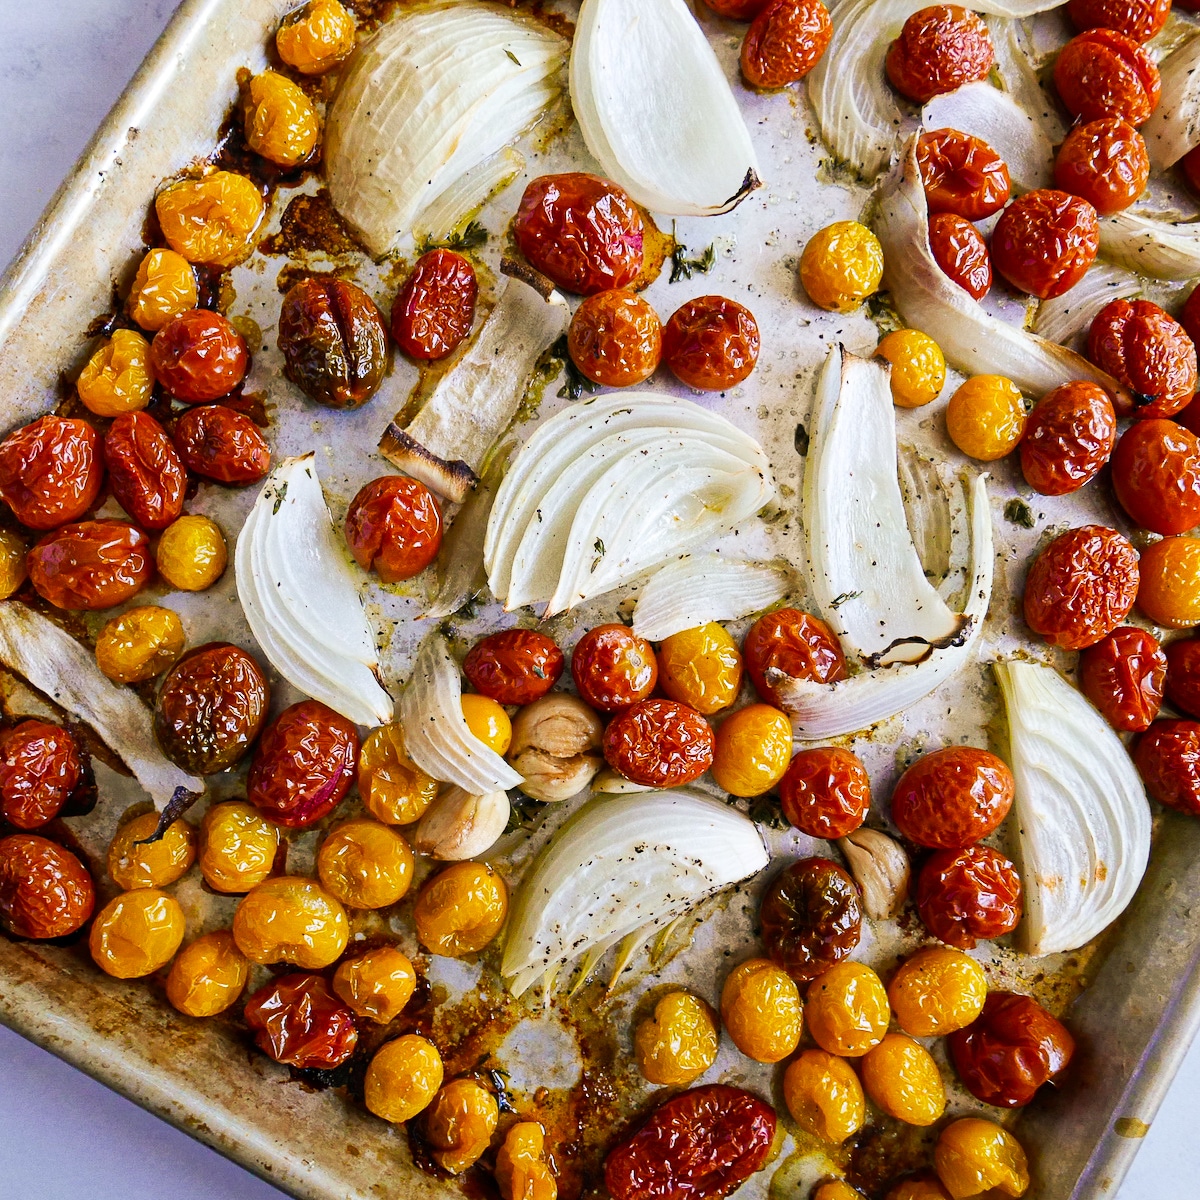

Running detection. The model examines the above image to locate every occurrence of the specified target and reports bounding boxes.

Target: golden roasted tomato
[127,248,198,332]
[155,172,266,268]
[886,1181,953,1200]
[710,703,792,797]
[782,1049,865,1144]
[496,1122,558,1200]
[232,875,349,968]
[242,70,320,167]
[332,945,417,1023]
[96,605,185,683]
[77,329,154,417]
[358,723,438,825]
[1138,536,1200,626]
[156,515,227,591]
[860,1033,946,1126]
[875,329,946,408]
[364,1034,444,1123]
[634,990,720,1086]
[316,818,414,910]
[804,961,891,1057]
[107,812,196,890]
[888,946,988,1037]
[568,289,662,387]
[720,957,803,1063]
[935,1119,1030,1199]
[461,694,513,755]
[812,1184,864,1200]
[800,222,884,313]
[198,800,279,893]
[0,530,26,599]
[946,375,1027,461]
[165,930,249,1017]
[657,623,743,715]
[89,888,186,979]
[422,1078,500,1174]
[276,0,357,75]
[414,861,508,957]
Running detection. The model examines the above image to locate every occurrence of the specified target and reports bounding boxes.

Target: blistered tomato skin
[243,972,358,1069]
[886,6,994,104]
[173,405,271,485]
[413,861,508,957]
[344,476,443,582]
[460,693,512,755]
[1019,381,1117,496]
[917,130,1010,220]
[0,833,94,939]
[77,329,154,417]
[513,173,644,295]
[198,801,279,893]
[805,961,891,1056]
[332,945,417,1023]
[571,624,657,712]
[0,415,103,531]
[392,250,477,362]
[711,704,792,797]
[155,172,265,269]
[662,296,760,391]
[744,608,846,706]
[1133,719,1200,815]
[422,1079,499,1174]
[947,375,1026,461]
[704,0,768,14]
[740,0,833,88]
[1054,29,1161,124]
[104,412,186,530]
[1023,524,1139,649]
[157,515,227,592]
[991,189,1099,299]
[127,248,198,333]
[1111,419,1200,535]
[233,876,349,968]
[276,0,357,75]
[604,1084,776,1200]
[658,623,743,715]
[928,214,991,300]
[242,70,320,168]
[463,630,564,706]
[779,746,871,839]
[800,222,885,313]
[1054,119,1149,215]
[1138,536,1200,626]
[1166,639,1200,717]
[28,520,152,611]
[568,289,662,387]
[0,532,25,599]
[364,1034,444,1123]
[890,746,1015,849]
[861,1034,947,1126]
[603,698,715,788]
[496,1122,557,1200]
[916,845,1023,949]
[760,857,862,982]
[90,888,186,978]
[782,1049,866,1143]
[875,329,946,408]
[1068,0,1169,40]
[166,930,249,1017]
[0,720,84,830]
[358,723,439,825]
[107,812,195,890]
[720,957,803,1062]
[636,990,720,1085]
[317,818,414,909]
[150,309,249,403]
[97,604,184,685]
[935,1119,1030,1199]
[1079,625,1165,732]
[888,946,988,1037]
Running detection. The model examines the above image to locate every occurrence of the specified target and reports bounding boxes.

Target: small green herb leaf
[415,220,488,256]
[794,423,810,456]
[504,49,521,67]
[271,481,288,515]
[829,590,862,609]
[1004,498,1036,529]
[590,537,606,574]
[670,229,717,284]
[549,334,600,401]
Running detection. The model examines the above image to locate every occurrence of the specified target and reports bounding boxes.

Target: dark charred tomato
[1184,145,1200,196]
[149,308,249,403]
[743,608,847,707]
[0,721,85,830]
[173,404,271,485]
[605,1084,776,1200]
[948,991,1076,1108]
[1111,419,1200,535]
[1078,625,1165,733]
[155,643,270,775]
[603,698,715,788]
[777,746,871,839]
[1181,284,1200,354]
[27,520,153,611]
[243,972,358,1069]
[704,0,769,15]
[916,845,1022,949]
[0,415,103,531]
[890,746,1015,850]
[567,289,662,387]
[277,277,390,410]
[1166,638,1200,718]
[103,412,186,530]
[344,476,443,583]
[928,214,991,300]
[1133,719,1200,816]
[391,249,477,362]
[571,624,657,712]
[1023,524,1139,650]
[1067,0,1169,42]
[1019,381,1117,496]
[1053,29,1160,125]
[247,699,359,828]
[463,629,564,706]
[1089,299,1198,420]
[1053,118,1149,216]
[885,6,994,104]
[759,857,862,982]
[740,0,833,89]
[662,296,761,391]
[991,189,1099,299]
[916,129,1011,220]
[0,833,94,939]
[513,173,644,296]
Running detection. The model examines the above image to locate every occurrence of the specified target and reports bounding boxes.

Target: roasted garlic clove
[509,693,604,758]
[838,827,911,920]
[510,747,601,803]
[414,787,509,860]
[591,767,657,795]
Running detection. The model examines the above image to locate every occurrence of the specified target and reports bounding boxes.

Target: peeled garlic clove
[511,748,601,803]
[838,828,911,920]
[509,694,603,759]
[414,787,510,861]
[591,768,658,795]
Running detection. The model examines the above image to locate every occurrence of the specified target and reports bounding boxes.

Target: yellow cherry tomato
[414,862,508,957]
[720,957,803,1063]
[800,221,885,313]
[155,172,265,269]
[89,888,186,979]
[166,930,249,1017]
[232,875,349,968]
[198,800,279,893]
[935,1118,1029,1199]
[711,703,793,797]
[316,817,414,909]
[657,623,743,715]
[358,722,439,825]
[1139,536,1200,627]
[243,70,320,167]
[95,604,185,683]
[886,1181,953,1200]
[77,328,154,417]
[888,946,987,1037]
[946,375,1027,461]
[156,514,227,591]
[422,1078,499,1174]
[333,945,417,1023]
[461,693,513,755]
[875,329,946,408]
[860,1033,946,1126]
[0,530,26,599]
[276,0,357,75]
[782,1048,866,1144]
[127,248,198,332]
[813,1183,866,1200]
[496,1122,558,1200]
[805,961,891,1057]
[107,811,196,890]
[364,1034,445,1124]
[634,990,720,1086]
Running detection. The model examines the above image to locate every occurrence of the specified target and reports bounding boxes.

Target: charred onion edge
[864,618,974,669]
[134,785,204,845]
[378,425,477,504]
[500,256,556,300]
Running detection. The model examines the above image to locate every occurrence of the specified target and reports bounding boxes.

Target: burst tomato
[150,308,249,403]
[104,412,186,530]
[27,520,153,611]
[0,415,103,531]
[1165,638,1200,718]
[1133,719,1200,816]
[1053,118,1149,215]
[173,404,270,485]
[344,475,442,583]
[991,189,1099,299]
[916,129,1011,220]
[1067,0,1169,43]
[778,747,871,839]
[571,624,657,712]
[0,721,86,830]
[391,249,477,361]
[1019,381,1117,496]
[760,857,862,982]
[743,608,846,707]
[740,0,832,88]
[1078,625,1165,732]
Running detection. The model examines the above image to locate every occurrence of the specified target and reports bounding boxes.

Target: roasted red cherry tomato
[513,173,644,295]
[916,129,1011,220]
[662,296,761,391]
[103,412,186,530]
[1067,0,1169,43]
[760,857,862,983]
[1023,525,1139,650]
[243,972,358,1069]
[1053,118,1149,215]
[1078,625,1165,733]
[991,189,1099,299]
[778,747,871,840]
[571,624,657,712]
[928,214,991,300]
[344,475,442,583]
[743,608,846,707]
[247,699,359,828]
[568,289,662,387]
[949,991,1076,1108]
[463,629,564,706]
[1053,29,1160,125]
[886,6,994,104]
[890,746,1014,850]
[27,520,153,611]
[740,0,832,89]
[0,833,94,939]
[704,0,768,14]
[0,415,103,531]
[916,845,1022,949]
[1133,719,1200,816]
[605,1085,776,1200]
[603,698,715,787]
[173,404,270,485]
[0,720,86,830]
[1111,419,1200,536]
[1019,381,1117,496]
[391,249,477,362]
[150,308,249,403]
[1165,638,1200,718]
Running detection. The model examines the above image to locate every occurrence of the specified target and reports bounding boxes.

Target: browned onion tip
[379,424,478,504]
[500,257,556,301]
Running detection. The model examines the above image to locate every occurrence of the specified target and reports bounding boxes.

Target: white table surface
[0,3,1196,1197]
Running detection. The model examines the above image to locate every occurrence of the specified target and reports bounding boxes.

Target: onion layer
[1099,210,1200,280]
[1033,262,1141,346]
[1142,33,1200,170]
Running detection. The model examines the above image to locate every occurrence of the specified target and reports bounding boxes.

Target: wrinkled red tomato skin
[603,698,715,788]
[568,290,662,388]
[916,845,1023,949]
[243,973,358,1069]
[991,189,1100,299]
[0,833,95,939]
[605,1084,776,1200]
[173,405,270,485]
[949,991,1076,1108]
[928,214,991,300]
[104,412,186,530]
[1165,639,1200,718]
[0,416,103,531]
[917,129,1011,220]
[513,174,644,296]
[1133,719,1200,816]
[760,857,862,983]
[27,520,153,611]
[1067,0,1169,41]
[1054,29,1161,125]
[704,0,769,15]
[463,629,564,706]
[740,0,832,89]
[1019,381,1117,496]
[247,700,359,828]
[778,747,871,840]
[1078,625,1165,733]
[150,308,249,403]
[1053,118,1149,215]
[886,5,994,104]
[0,721,84,830]
[572,624,657,713]
[890,746,1015,849]
[743,608,846,707]
[344,476,443,583]
[392,249,477,361]
[662,296,761,391]
[1111,419,1200,536]
[1023,525,1139,650]
[1089,299,1198,420]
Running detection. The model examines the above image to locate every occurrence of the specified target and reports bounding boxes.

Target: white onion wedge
[0,603,203,809]
[501,789,769,997]
[1142,33,1200,169]
[995,660,1151,957]
[412,148,525,246]
[400,633,523,794]
[569,0,760,215]
[235,456,393,727]
[632,554,791,642]
[1099,210,1200,280]
[1033,262,1141,345]
[325,4,567,255]
[988,16,1065,145]
[876,135,1132,406]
